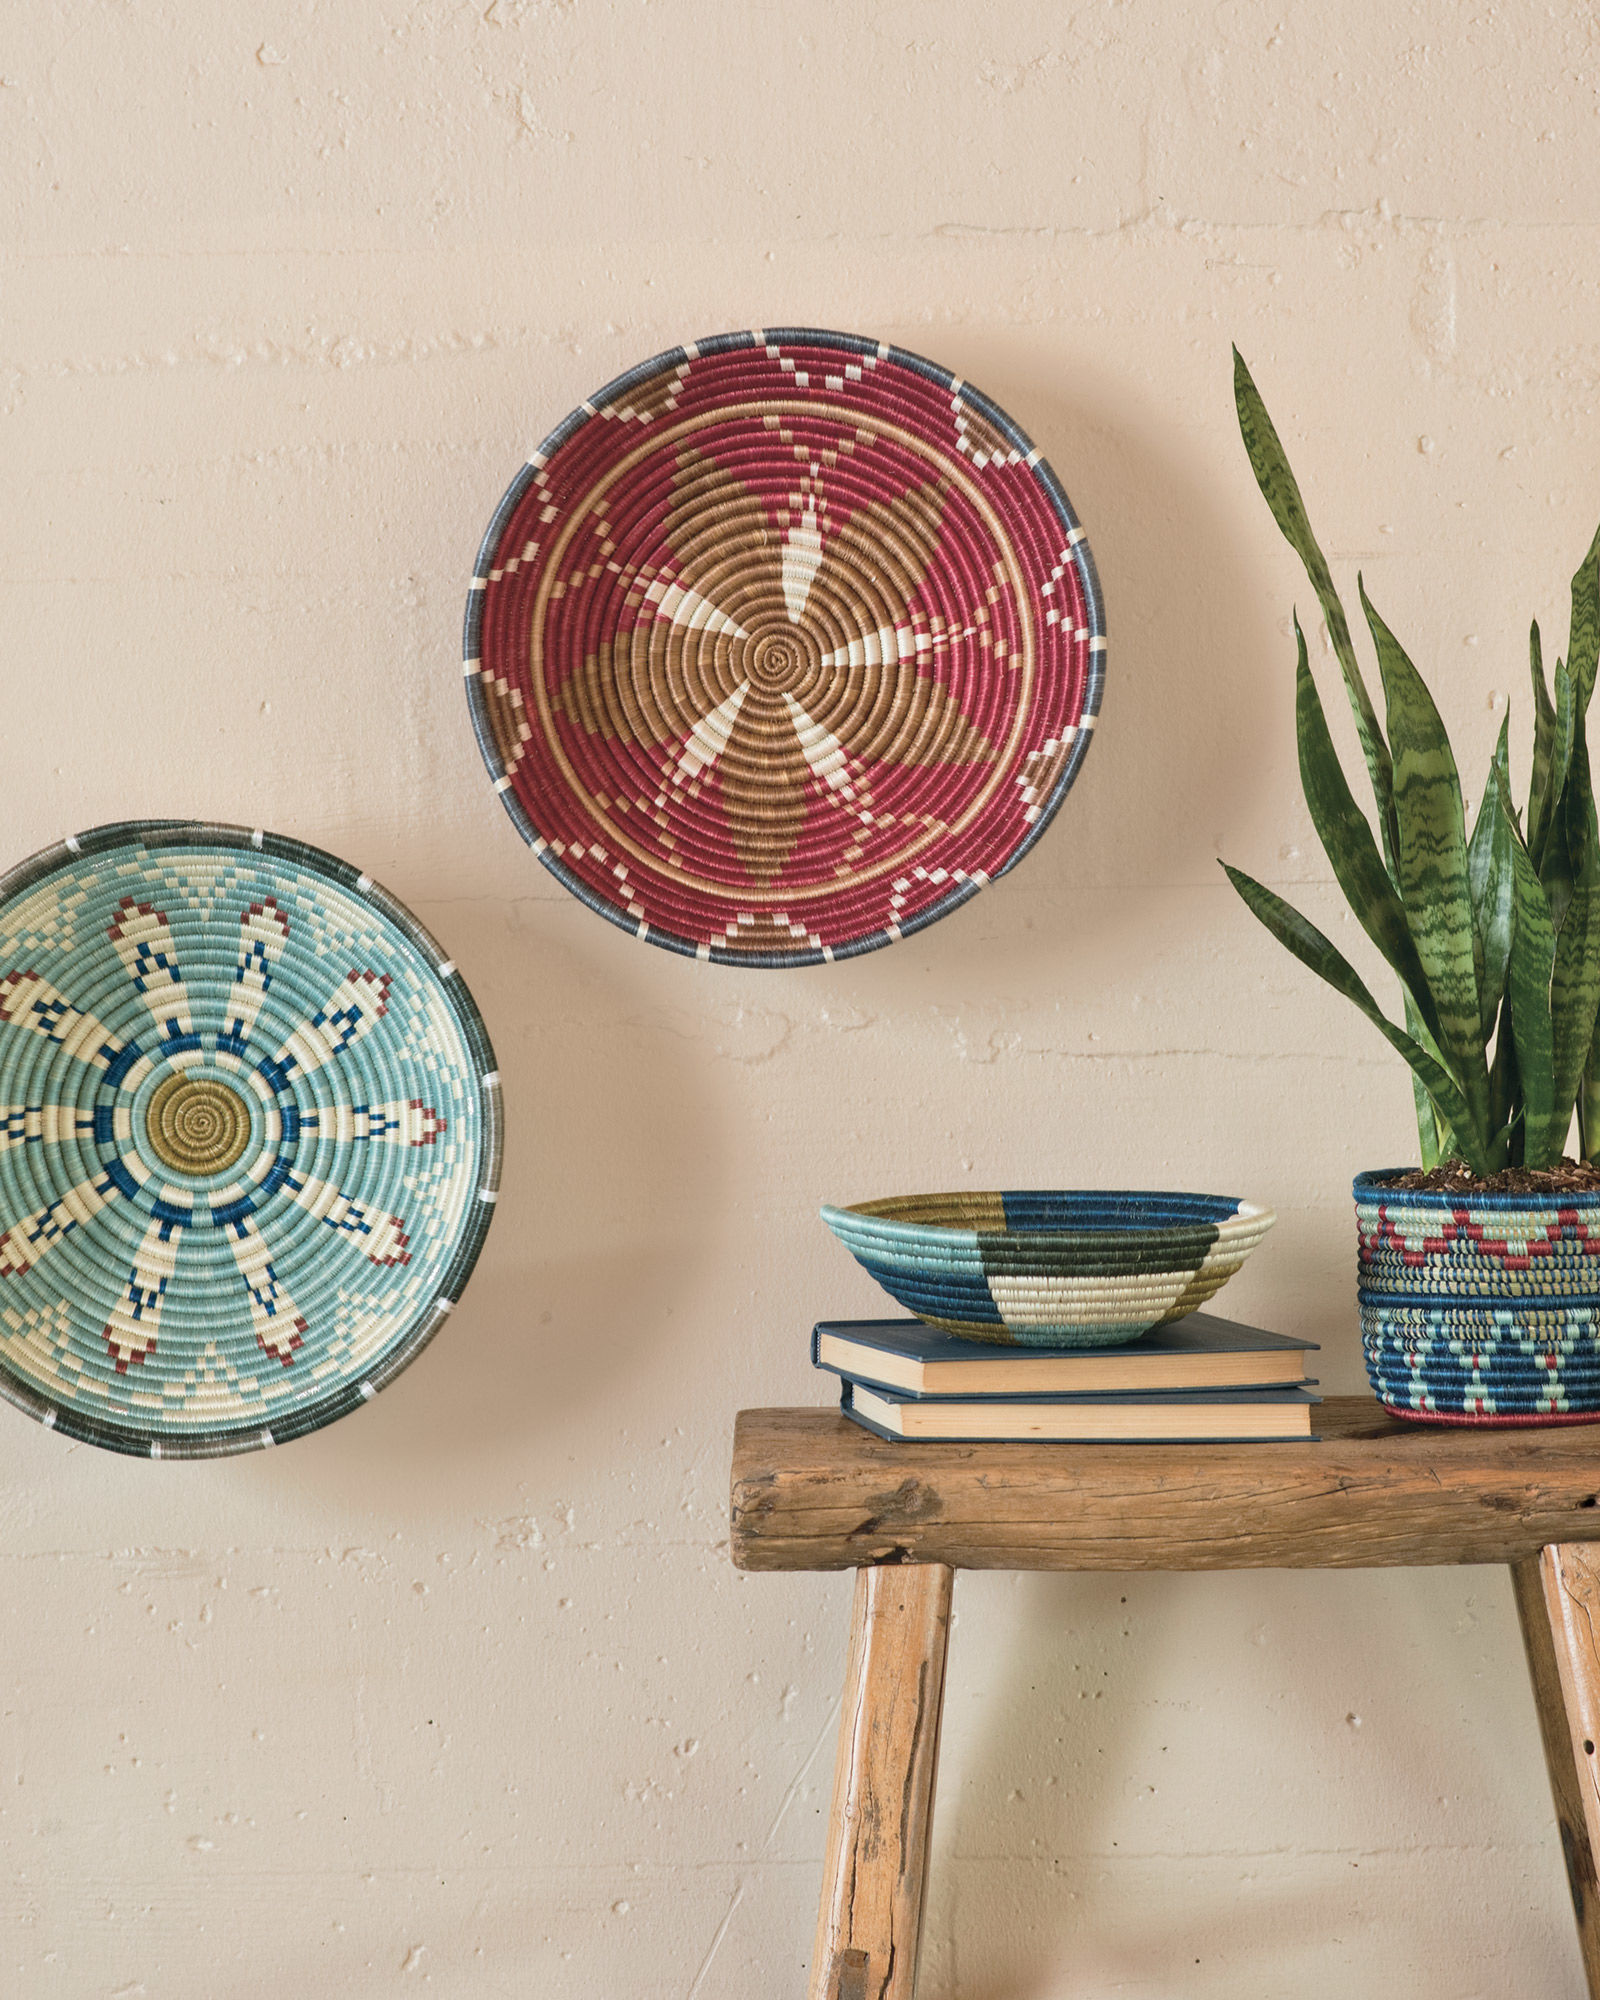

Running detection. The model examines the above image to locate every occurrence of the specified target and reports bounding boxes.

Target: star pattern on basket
[552,448,997,888]
[1364,1302,1600,1419]
[0,890,446,1379]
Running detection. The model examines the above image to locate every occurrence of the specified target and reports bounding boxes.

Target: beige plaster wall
[2,3,1597,1994]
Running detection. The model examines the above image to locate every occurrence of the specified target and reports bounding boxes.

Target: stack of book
[816,1312,1321,1442]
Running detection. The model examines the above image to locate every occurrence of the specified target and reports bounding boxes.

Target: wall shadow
[236,881,728,1517]
[928,1562,1562,1999]
[856,338,1282,993]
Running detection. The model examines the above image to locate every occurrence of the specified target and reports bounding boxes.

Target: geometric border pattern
[1354,1171,1600,1424]
[1354,1169,1600,1301]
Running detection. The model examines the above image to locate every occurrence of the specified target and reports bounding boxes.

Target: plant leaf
[1551,715,1600,1149]
[1541,528,1600,1161]
[1234,349,1399,865]
[1583,974,1600,1165]
[1527,621,1556,864]
[1489,995,1522,1164]
[1360,578,1489,1137]
[1221,862,1481,1162]
[1540,662,1578,929]
[1406,997,1446,1169]
[1466,714,1514,1044]
[1568,518,1600,716]
[1291,613,1450,1058]
[1500,773,1559,1166]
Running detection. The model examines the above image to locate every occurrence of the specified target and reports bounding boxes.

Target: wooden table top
[731,1398,1600,1573]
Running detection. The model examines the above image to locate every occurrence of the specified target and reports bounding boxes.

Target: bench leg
[808,1562,954,2000]
[1514,1543,1600,1994]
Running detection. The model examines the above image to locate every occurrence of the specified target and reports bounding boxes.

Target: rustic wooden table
[731,1396,1600,2000]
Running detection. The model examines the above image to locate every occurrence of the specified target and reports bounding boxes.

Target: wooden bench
[730,1396,1600,1999]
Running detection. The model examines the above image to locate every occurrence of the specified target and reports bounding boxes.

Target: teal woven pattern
[1354,1174,1600,1424]
[1354,1177,1600,1301]
[1362,1302,1600,1422]
[821,1190,1274,1347]
[0,823,501,1457]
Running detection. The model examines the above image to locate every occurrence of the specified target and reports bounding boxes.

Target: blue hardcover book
[813,1313,1317,1400]
[840,1378,1321,1443]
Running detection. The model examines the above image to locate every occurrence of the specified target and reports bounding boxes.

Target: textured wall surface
[3,4,1598,1995]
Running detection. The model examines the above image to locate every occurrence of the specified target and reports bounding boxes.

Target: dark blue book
[840,1378,1321,1443]
[813,1313,1317,1400]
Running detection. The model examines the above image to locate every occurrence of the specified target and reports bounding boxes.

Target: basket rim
[1354,1168,1600,1208]
[822,1191,1272,1244]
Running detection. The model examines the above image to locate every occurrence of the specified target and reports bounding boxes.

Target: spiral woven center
[145,1074,251,1175]
[746,630,808,692]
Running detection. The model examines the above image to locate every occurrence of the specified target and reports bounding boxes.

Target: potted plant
[1223,352,1600,1423]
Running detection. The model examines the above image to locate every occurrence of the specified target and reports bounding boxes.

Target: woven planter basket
[466,328,1105,965]
[0,823,501,1457]
[821,1191,1274,1347]
[1355,1170,1600,1424]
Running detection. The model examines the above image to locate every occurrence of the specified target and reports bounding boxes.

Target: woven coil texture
[0,823,501,1458]
[1354,1172,1600,1424]
[466,328,1105,965]
[821,1190,1274,1347]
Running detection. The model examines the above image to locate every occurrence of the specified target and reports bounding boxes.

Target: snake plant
[1222,350,1600,1176]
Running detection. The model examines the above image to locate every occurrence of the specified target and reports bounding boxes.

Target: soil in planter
[1382,1158,1600,1193]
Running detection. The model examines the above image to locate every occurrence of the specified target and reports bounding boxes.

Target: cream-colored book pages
[850,1384,1313,1442]
[821,1332,1309,1397]
[817,1332,924,1392]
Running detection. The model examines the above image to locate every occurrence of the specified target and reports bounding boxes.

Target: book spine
[826,1374,1320,1407]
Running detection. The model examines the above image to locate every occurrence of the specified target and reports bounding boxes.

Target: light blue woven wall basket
[0,822,502,1458]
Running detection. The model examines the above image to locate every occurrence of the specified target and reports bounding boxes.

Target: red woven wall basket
[465,328,1105,966]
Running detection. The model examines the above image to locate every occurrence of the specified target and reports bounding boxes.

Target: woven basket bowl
[1355,1171,1600,1425]
[466,327,1105,967]
[821,1191,1275,1347]
[0,822,502,1458]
